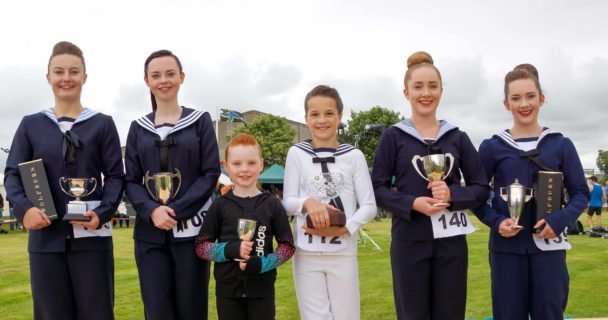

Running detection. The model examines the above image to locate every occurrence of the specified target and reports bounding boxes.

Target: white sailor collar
[494,127,559,151]
[42,107,99,127]
[135,107,206,138]
[293,140,356,157]
[393,119,458,144]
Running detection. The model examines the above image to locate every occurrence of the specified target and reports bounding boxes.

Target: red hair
[225,133,262,160]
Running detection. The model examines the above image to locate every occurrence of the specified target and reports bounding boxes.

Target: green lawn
[1,216,607,319]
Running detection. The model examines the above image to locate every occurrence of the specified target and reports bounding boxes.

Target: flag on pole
[219,109,246,123]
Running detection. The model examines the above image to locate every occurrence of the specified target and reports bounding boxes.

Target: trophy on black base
[412,153,455,207]
[144,169,182,204]
[60,177,97,221]
[301,172,347,228]
[500,179,533,230]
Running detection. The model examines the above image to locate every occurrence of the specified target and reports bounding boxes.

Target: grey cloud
[440,50,608,170]
[112,83,152,145]
[0,66,52,170]
[441,56,488,107]
[110,59,305,145]
[179,58,304,117]
[313,75,405,121]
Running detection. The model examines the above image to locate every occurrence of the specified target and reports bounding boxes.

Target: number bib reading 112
[295,216,347,252]
[430,209,476,239]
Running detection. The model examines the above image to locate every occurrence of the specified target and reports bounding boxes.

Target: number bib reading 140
[430,209,476,239]
[295,216,347,252]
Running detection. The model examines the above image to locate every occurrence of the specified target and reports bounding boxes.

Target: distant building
[583,168,595,178]
[214,110,311,161]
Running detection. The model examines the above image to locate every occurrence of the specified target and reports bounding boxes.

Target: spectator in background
[0,194,6,234]
[9,201,17,230]
[605,180,608,211]
[587,176,604,229]
[0,193,4,220]
[113,201,130,228]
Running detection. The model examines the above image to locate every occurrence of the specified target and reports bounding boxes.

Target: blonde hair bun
[407,51,434,69]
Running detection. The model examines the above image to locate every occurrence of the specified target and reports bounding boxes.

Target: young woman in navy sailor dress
[4,41,124,320]
[371,51,489,320]
[472,64,589,320]
[125,50,220,320]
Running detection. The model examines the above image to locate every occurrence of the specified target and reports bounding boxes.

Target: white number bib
[295,215,347,252]
[72,201,113,238]
[430,209,476,239]
[172,198,212,238]
[533,232,571,251]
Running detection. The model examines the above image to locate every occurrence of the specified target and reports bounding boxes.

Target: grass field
[1,216,607,319]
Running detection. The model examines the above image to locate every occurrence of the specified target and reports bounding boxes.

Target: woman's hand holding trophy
[412,153,455,213]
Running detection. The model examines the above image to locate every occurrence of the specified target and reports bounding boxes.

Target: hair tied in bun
[407,51,434,69]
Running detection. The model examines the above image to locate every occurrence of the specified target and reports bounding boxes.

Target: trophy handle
[499,187,508,202]
[144,171,159,202]
[59,177,71,196]
[411,155,430,182]
[81,178,98,198]
[443,153,455,179]
[171,169,182,197]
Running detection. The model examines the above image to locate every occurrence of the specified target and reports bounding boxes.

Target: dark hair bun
[513,63,539,79]
[407,51,434,69]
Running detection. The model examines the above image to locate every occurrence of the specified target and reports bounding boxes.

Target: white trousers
[293,254,360,320]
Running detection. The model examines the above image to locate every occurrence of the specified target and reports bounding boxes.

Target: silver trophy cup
[500,179,533,230]
[412,153,455,207]
[235,219,257,262]
[300,172,347,228]
[59,177,97,221]
[144,169,182,205]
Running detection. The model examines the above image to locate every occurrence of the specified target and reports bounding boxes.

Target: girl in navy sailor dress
[372,51,489,320]
[472,64,589,320]
[4,41,124,320]
[125,50,220,320]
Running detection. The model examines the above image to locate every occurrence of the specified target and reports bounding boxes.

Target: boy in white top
[282,85,377,320]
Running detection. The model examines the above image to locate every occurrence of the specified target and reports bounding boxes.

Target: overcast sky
[1,0,607,173]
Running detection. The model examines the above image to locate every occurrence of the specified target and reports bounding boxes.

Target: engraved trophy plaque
[500,179,533,230]
[59,177,97,221]
[144,169,182,205]
[301,172,347,228]
[412,153,455,207]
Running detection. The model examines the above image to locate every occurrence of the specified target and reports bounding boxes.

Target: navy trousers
[29,250,114,320]
[490,250,569,320]
[135,239,210,320]
[391,235,468,320]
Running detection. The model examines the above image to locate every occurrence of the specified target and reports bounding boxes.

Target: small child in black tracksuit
[196,133,295,320]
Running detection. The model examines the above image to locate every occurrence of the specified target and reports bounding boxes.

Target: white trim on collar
[393,119,457,143]
[495,128,557,151]
[135,108,206,138]
[293,141,356,157]
[42,107,99,127]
